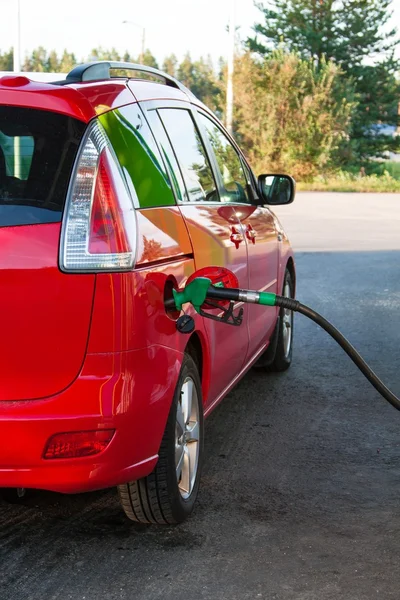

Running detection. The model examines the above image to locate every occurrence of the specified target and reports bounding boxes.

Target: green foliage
[162,54,178,77]
[177,53,223,114]
[89,47,121,62]
[58,50,78,73]
[297,170,400,192]
[141,50,159,69]
[248,0,400,163]
[0,49,13,71]
[233,50,356,180]
[343,161,400,180]
[0,46,160,74]
[249,0,398,67]
[343,56,400,162]
[23,46,48,72]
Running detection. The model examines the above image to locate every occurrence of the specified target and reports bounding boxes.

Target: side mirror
[257,174,296,206]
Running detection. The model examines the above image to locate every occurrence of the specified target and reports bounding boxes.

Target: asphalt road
[1,192,400,600]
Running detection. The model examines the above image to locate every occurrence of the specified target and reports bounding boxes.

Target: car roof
[0,62,205,122]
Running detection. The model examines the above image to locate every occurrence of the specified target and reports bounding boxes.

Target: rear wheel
[253,268,294,372]
[269,269,294,372]
[118,354,204,525]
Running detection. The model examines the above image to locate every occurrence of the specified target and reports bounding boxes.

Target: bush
[233,50,356,180]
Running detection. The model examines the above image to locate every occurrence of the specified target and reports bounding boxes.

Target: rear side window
[0,107,85,227]
[99,105,176,209]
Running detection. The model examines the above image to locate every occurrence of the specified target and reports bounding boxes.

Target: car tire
[268,269,294,372]
[118,353,204,525]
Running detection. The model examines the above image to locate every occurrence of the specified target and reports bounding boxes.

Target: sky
[1,0,400,68]
[0,0,260,66]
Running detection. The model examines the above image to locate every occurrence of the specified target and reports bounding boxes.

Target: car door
[195,111,279,360]
[142,100,250,404]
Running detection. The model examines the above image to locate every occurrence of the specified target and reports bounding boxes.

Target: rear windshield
[0,107,86,227]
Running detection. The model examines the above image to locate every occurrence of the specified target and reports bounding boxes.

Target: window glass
[99,105,175,209]
[0,132,34,180]
[145,109,189,203]
[158,108,219,203]
[0,106,85,227]
[198,114,250,204]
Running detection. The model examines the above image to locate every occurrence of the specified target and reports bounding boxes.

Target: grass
[298,169,400,193]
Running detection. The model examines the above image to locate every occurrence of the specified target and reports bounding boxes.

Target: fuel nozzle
[165,276,281,315]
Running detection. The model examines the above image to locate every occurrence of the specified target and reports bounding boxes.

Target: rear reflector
[43,429,115,459]
[60,120,137,273]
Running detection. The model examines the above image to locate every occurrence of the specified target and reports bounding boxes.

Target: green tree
[248,0,400,162]
[140,49,159,69]
[46,50,59,72]
[88,47,121,61]
[162,54,178,77]
[178,53,222,113]
[233,50,356,179]
[123,51,136,63]
[23,46,48,71]
[58,50,77,73]
[0,49,13,71]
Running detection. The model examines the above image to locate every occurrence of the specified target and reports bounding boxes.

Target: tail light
[43,429,115,459]
[60,121,137,272]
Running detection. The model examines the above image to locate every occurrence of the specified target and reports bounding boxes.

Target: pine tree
[177,54,222,114]
[23,47,48,72]
[140,50,158,69]
[0,49,13,71]
[248,0,400,162]
[47,50,59,72]
[162,54,178,77]
[58,50,77,74]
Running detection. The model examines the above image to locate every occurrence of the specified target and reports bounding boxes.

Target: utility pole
[14,0,21,72]
[226,0,235,135]
[122,21,146,64]
[140,28,145,65]
[14,0,21,179]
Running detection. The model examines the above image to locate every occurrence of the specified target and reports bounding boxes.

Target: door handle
[230,226,244,249]
[245,225,257,244]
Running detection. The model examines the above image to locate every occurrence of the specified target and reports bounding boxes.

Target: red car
[0,62,295,524]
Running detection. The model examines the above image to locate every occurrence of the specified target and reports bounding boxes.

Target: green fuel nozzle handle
[172,277,213,312]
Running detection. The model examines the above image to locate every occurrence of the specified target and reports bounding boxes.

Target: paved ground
[1,192,400,600]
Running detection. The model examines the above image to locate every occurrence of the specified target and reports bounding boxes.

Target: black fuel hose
[166,281,400,411]
[275,296,400,412]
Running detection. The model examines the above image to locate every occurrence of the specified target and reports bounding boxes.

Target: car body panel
[178,203,250,400]
[0,346,180,492]
[87,206,196,354]
[127,80,189,104]
[0,77,135,122]
[0,223,95,401]
[237,204,280,359]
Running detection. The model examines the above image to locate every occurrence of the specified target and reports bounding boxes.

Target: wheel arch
[184,329,211,405]
[286,257,296,296]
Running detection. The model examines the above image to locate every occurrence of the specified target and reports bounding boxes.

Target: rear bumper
[0,346,182,493]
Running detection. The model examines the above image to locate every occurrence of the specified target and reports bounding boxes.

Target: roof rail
[63,61,195,98]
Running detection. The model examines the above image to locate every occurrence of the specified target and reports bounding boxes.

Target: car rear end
[0,76,184,493]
